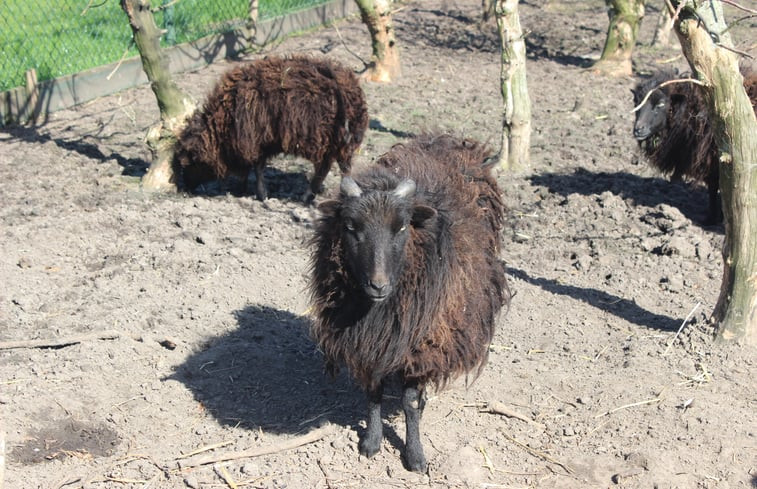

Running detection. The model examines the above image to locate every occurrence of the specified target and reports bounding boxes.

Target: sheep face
[332,177,435,302]
[180,162,217,191]
[633,88,670,142]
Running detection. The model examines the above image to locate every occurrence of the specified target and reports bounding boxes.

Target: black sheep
[631,68,757,224]
[308,134,510,472]
[173,55,368,202]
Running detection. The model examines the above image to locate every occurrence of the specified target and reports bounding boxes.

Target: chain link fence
[0,0,330,93]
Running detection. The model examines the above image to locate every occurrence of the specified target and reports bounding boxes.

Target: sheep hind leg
[358,383,383,458]
[402,381,427,473]
[252,163,268,201]
[704,171,722,225]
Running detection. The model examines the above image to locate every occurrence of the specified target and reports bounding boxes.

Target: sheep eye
[398,224,407,233]
[345,222,355,232]
[655,100,666,108]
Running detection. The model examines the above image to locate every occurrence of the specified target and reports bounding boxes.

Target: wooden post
[495,0,531,171]
[670,1,757,344]
[24,69,39,124]
[354,0,400,82]
[594,0,646,76]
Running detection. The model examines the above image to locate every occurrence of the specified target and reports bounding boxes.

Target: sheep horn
[393,179,416,199]
[341,176,362,198]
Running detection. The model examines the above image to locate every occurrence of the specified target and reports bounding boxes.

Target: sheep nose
[633,127,649,140]
[369,279,388,294]
[366,277,390,301]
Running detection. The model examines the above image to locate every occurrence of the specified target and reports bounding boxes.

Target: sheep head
[319,176,436,302]
[632,86,672,142]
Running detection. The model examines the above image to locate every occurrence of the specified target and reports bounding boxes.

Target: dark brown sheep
[173,55,368,202]
[631,68,757,224]
[308,134,510,472]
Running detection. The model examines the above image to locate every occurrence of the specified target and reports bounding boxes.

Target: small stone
[183,476,200,489]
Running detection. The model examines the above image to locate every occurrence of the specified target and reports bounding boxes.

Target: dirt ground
[1,0,755,487]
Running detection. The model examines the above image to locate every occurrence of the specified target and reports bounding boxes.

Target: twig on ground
[176,441,235,460]
[214,464,239,489]
[0,330,128,350]
[177,424,335,469]
[470,401,546,430]
[663,302,701,356]
[500,431,574,475]
[594,398,661,418]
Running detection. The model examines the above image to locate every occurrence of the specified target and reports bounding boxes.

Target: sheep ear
[411,205,437,227]
[317,200,340,217]
[393,179,416,199]
[340,177,362,198]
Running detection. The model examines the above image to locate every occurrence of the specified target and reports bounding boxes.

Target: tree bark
[594,0,646,76]
[669,1,757,345]
[121,0,196,191]
[354,0,400,82]
[494,0,531,171]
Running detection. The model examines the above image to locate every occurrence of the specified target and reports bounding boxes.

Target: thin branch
[470,401,546,430]
[177,424,335,469]
[500,431,574,474]
[594,398,661,418]
[715,42,755,59]
[663,302,701,355]
[631,78,706,113]
[106,40,136,81]
[81,0,108,16]
[721,0,757,15]
[333,24,369,69]
[152,0,182,12]
[0,330,126,350]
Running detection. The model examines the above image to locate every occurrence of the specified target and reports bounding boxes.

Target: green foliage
[0,0,328,92]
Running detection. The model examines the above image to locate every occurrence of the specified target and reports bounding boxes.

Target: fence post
[24,69,39,124]
[163,0,176,45]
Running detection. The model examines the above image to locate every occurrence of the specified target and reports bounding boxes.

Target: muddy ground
[1,0,755,487]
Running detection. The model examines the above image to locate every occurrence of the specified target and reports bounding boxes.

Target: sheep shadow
[508,267,681,331]
[528,168,720,229]
[1,125,148,176]
[186,164,311,201]
[170,305,408,450]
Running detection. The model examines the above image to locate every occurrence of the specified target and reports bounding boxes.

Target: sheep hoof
[404,450,427,473]
[358,437,381,458]
[302,189,316,206]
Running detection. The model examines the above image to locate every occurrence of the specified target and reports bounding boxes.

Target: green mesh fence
[0,0,330,92]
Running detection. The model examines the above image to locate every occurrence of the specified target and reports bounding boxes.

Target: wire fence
[0,0,330,93]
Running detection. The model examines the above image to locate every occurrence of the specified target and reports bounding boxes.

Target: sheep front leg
[303,160,332,204]
[402,381,427,472]
[359,383,383,458]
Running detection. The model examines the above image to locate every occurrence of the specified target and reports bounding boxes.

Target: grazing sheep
[631,68,757,224]
[308,134,510,472]
[173,55,368,202]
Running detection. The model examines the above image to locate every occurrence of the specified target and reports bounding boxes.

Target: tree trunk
[594,0,646,76]
[121,0,196,191]
[494,0,531,171]
[247,0,259,47]
[651,5,672,48]
[354,0,400,82]
[670,1,757,345]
